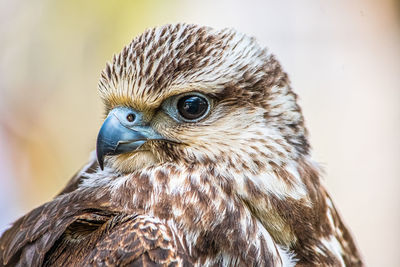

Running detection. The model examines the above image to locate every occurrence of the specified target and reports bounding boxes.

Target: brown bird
[0,23,363,266]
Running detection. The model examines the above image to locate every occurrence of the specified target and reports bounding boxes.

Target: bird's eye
[177,95,209,120]
[126,113,135,122]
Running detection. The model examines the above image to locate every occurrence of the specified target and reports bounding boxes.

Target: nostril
[126,113,135,122]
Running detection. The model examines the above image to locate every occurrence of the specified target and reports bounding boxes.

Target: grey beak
[96,107,162,170]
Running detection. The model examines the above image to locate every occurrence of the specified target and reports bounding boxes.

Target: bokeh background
[0,0,399,265]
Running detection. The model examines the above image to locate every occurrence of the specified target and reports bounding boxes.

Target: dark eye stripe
[177,95,208,120]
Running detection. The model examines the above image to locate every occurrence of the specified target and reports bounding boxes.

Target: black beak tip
[97,156,104,170]
[96,146,105,170]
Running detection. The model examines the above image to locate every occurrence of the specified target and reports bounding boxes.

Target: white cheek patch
[178,107,310,202]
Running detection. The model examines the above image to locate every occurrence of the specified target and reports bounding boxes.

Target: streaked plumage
[0,23,363,266]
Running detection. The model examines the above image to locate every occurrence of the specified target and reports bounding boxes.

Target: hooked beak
[96,107,164,170]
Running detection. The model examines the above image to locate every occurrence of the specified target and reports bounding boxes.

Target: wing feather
[80,215,191,266]
[0,196,90,266]
[0,168,191,267]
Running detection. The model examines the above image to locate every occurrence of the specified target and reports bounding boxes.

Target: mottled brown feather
[0,23,363,267]
[0,184,192,267]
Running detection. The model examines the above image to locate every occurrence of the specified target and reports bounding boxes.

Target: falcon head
[97,23,309,174]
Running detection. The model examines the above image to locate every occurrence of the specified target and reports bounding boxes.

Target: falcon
[0,23,363,266]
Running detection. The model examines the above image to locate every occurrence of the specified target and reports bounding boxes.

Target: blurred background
[0,0,399,265]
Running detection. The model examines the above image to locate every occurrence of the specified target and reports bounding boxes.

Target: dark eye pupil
[177,95,208,120]
[126,113,135,122]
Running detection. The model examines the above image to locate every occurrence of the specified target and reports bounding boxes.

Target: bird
[0,23,363,266]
